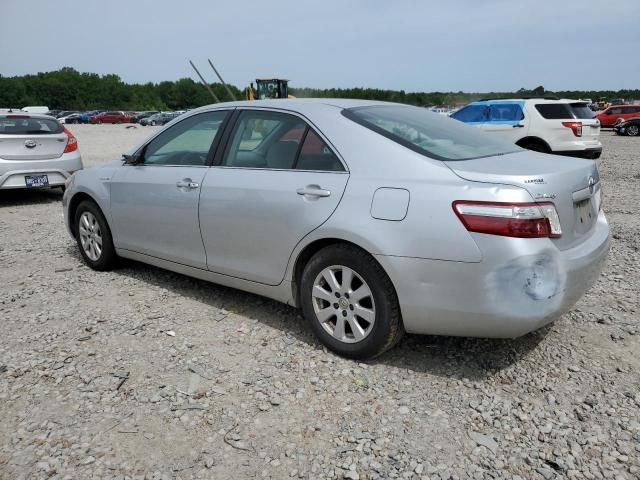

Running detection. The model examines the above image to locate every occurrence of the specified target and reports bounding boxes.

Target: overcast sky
[1,0,638,92]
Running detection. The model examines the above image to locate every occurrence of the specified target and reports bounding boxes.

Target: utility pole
[207,58,237,101]
[188,60,220,103]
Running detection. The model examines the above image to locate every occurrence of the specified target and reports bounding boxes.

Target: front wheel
[74,200,117,271]
[626,124,639,136]
[300,244,403,359]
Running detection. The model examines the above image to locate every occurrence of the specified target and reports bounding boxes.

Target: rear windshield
[0,116,63,134]
[535,103,594,120]
[343,105,522,161]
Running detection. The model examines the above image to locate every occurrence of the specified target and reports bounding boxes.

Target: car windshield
[0,116,63,134]
[343,105,522,161]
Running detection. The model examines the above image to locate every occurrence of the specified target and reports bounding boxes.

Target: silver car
[62,100,610,359]
[0,113,83,189]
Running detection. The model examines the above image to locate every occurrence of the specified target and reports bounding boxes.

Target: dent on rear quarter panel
[486,249,567,318]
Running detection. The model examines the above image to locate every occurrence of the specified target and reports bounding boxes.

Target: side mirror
[122,153,142,165]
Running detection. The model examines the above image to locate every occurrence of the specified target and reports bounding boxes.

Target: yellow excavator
[245,78,292,100]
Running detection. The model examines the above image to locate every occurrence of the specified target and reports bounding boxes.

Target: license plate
[25,175,49,187]
[575,199,594,226]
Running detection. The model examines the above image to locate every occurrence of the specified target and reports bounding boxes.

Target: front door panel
[110,165,208,268]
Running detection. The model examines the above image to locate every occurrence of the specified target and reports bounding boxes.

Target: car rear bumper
[0,153,83,189]
[376,210,610,338]
[553,147,602,159]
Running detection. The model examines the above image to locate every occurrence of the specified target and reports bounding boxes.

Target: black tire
[626,124,639,136]
[300,244,403,360]
[74,200,117,271]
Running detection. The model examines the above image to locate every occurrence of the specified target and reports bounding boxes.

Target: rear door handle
[296,186,331,197]
[512,124,525,128]
[176,180,199,190]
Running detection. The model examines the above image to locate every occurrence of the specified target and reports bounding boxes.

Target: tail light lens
[562,121,582,137]
[63,127,78,153]
[453,201,562,238]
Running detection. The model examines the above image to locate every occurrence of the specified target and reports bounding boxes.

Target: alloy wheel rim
[628,125,639,136]
[78,212,103,261]
[311,265,375,343]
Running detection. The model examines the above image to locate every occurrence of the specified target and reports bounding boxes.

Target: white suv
[451,98,602,159]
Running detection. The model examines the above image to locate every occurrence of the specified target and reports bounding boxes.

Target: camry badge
[525,178,545,184]
[24,139,37,149]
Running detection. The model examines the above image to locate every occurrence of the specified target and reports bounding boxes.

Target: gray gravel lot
[0,125,638,480]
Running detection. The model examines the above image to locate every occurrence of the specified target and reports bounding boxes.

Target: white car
[0,113,83,190]
[451,98,602,159]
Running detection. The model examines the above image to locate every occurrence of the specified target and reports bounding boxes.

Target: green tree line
[0,68,638,110]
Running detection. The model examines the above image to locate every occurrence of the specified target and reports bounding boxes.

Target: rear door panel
[200,168,348,285]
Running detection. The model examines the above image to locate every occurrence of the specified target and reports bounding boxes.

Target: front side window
[143,110,228,166]
[451,104,489,123]
[223,110,344,171]
[608,108,623,115]
[344,105,521,161]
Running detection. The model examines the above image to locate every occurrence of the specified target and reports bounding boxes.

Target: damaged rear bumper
[375,211,610,338]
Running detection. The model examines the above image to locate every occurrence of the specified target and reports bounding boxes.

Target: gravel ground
[0,126,638,480]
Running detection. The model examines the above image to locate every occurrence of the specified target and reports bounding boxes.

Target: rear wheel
[74,200,117,271]
[300,244,403,359]
[626,124,639,136]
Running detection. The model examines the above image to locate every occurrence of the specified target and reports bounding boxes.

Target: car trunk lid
[445,150,601,250]
[0,133,67,160]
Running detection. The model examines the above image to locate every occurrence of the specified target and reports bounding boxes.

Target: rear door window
[223,110,344,171]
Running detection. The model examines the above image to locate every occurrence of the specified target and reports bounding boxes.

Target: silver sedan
[0,113,83,189]
[62,99,610,359]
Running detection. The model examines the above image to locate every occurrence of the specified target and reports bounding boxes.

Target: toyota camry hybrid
[62,99,610,359]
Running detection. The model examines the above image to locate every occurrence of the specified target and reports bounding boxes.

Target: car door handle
[176,180,199,190]
[296,186,331,197]
[512,124,525,128]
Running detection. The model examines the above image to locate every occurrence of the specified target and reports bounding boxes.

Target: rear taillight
[453,201,562,238]
[63,127,78,153]
[562,121,582,137]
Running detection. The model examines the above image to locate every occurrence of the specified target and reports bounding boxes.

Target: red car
[89,111,132,124]
[597,104,640,127]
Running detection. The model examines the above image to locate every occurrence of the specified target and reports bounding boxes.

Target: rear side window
[0,116,63,134]
[344,105,522,161]
[451,104,488,123]
[569,103,595,119]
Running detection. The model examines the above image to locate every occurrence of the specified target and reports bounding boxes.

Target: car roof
[190,98,394,115]
[471,98,587,105]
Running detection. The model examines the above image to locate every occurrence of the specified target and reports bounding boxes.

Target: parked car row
[45,109,187,125]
